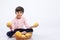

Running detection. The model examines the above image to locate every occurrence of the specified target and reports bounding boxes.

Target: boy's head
[15,6,24,19]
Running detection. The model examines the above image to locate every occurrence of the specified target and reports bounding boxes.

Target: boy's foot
[12,34,15,38]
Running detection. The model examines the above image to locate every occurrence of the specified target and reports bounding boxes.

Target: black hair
[15,6,24,13]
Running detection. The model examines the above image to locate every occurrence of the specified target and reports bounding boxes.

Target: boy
[6,6,33,38]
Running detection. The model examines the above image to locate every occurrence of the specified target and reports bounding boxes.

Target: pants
[6,28,33,38]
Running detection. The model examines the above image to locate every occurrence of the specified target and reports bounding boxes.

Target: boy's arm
[11,23,15,31]
[11,19,15,31]
[24,18,30,28]
[24,18,32,29]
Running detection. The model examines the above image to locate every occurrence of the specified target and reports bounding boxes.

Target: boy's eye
[18,11,22,13]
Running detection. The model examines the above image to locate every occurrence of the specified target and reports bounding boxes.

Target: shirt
[11,16,30,31]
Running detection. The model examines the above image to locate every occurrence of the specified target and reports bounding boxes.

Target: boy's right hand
[10,26,12,29]
[11,28,14,31]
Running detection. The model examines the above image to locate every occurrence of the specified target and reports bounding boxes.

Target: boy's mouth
[16,16,21,19]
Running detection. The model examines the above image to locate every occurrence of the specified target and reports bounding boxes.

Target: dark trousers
[6,28,33,38]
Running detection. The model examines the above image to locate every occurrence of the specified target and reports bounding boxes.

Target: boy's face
[15,11,23,19]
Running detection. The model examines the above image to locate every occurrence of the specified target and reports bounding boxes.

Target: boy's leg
[6,31,16,38]
[26,29,33,32]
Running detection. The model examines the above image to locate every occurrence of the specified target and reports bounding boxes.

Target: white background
[0,0,60,40]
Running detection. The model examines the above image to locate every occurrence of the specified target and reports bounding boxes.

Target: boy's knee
[6,32,13,38]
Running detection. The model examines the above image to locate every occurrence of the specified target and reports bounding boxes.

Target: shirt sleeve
[24,17,31,28]
[11,19,15,31]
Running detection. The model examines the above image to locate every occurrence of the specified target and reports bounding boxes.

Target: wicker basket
[15,32,32,40]
[16,37,29,40]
